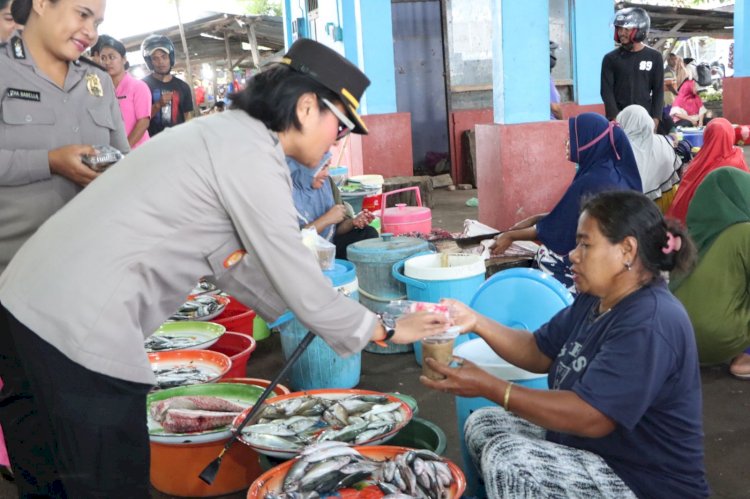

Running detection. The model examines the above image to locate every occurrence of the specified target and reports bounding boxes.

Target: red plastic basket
[214,297,256,336]
[208,332,257,379]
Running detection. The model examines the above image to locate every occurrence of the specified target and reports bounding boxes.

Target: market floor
[1,185,749,499]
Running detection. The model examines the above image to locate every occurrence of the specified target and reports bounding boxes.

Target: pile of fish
[150,395,247,433]
[145,334,199,352]
[190,280,219,296]
[242,395,406,451]
[265,441,454,499]
[170,295,224,321]
[152,365,215,389]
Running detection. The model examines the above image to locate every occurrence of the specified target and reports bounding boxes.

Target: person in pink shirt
[99,35,151,148]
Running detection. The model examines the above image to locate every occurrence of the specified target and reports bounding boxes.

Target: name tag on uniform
[6,88,41,102]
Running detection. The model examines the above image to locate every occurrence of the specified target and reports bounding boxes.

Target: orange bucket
[149,378,289,497]
[150,436,261,497]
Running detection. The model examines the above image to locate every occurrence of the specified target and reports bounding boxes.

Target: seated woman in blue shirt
[423,191,708,499]
[288,153,378,259]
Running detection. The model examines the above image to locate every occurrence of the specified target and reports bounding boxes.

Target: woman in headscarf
[669,79,710,127]
[617,105,682,212]
[671,167,750,378]
[491,113,642,290]
[667,118,749,223]
[288,152,378,259]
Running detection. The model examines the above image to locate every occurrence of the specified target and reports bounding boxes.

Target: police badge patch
[85,73,103,97]
[12,37,25,59]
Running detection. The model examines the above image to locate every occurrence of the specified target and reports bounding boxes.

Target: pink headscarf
[672,79,703,116]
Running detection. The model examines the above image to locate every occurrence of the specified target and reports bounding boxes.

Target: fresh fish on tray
[243,395,405,449]
[145,334,199,352]
[265,442,455,499]
[170,294,224,321]
[152,365,213,389]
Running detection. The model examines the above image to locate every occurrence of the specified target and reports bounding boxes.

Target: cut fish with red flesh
[150,395,248,422]
[161,408,241,433]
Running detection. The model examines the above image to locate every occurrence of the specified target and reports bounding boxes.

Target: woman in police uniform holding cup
[0,0,128,273]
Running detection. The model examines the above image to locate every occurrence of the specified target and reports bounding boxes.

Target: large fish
[161,408,241,433]
[150,395,247,422]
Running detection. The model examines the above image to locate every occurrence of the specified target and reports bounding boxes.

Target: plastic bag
[301,227,336,271]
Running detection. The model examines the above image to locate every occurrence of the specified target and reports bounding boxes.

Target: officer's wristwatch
[377,313,397,342]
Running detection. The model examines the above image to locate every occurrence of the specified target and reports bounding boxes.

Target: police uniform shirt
[0,110,375,385]
[0,36,130,272]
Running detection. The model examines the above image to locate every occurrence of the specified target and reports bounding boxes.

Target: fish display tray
[233,389,413,459]
[147,382,275,444]
[169,294,229,321]
[246,445,466,498]
[145,321,226,353]
[148,349,231,390]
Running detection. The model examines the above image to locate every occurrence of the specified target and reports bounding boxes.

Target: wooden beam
[652,20,687,51]
[246,21,261,69]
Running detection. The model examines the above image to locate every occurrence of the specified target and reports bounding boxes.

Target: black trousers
[334,225,379,260]
[0,304,151,498]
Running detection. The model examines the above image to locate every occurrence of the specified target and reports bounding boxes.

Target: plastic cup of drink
[421,328,460,380]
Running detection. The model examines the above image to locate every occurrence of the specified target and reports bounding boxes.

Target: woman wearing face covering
[491,113,642,290]
[288,152,378,259]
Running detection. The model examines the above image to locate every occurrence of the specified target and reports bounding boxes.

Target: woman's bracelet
[503,382,514,411]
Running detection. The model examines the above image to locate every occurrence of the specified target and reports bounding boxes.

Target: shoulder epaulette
[77,55,107,72]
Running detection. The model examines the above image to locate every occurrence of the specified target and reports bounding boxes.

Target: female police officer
[0,0,129,273]
[0,38,449,497]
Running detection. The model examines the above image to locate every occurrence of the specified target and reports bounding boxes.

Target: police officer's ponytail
[11,0,31,24]
[12,0,60,24]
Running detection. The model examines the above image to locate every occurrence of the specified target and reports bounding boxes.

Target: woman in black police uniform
[0,0,128,275]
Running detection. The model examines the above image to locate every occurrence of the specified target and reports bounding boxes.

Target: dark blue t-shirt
[535,280,709,499]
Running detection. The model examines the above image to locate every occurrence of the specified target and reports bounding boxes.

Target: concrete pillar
[491,0,549,124]
[341,0,397,115]
[724,0,750,124]
[571,0,613,105]
[735,0,749,77]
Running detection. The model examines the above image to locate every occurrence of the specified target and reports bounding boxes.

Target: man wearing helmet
[601,7,663,128]
[141,34,194,137]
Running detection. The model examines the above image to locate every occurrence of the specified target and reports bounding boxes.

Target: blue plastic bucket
[347,234,430,354]
[682,130,704,148]
[392,253,486,365]
[454,338,548,497]
[278,260,362,390]
[468,268,574,339]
